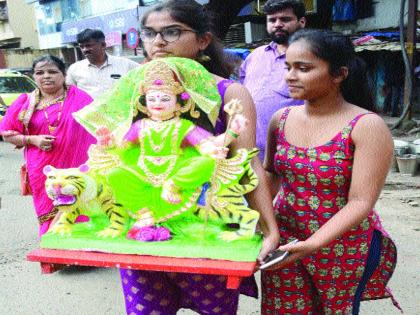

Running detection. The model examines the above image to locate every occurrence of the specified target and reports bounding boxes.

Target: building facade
[0,0,40,68]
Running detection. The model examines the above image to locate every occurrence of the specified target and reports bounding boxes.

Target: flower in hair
[153,79,164,85]
[180,92,190,101]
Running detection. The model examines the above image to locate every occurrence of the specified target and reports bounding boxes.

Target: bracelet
[227,129,239,139]
[23,135,30,146]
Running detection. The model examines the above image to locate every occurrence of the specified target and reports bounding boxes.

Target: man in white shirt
[66,29,139,99]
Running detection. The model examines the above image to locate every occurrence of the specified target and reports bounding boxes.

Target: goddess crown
[139,60,184,96]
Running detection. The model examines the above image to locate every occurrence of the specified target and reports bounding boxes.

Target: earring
[197,50,211,63]
[178,99,200,118]
[137,97,151,117]
[174,103,181,117]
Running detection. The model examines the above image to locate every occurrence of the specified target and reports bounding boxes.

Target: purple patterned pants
[120,269,257,315]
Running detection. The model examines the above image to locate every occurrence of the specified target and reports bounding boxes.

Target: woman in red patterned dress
[262,29,400,314]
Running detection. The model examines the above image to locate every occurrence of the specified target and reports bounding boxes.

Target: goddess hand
[30,135,55,151]
[96,126,114,147]
[230,114,248,135]
[211,146,229,159]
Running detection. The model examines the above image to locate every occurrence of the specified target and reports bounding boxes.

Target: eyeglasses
[140,27,196,43]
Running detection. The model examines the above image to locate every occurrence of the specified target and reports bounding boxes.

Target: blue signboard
[61,7,147,43]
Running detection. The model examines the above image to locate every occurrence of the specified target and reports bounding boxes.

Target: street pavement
[0,141,419,314]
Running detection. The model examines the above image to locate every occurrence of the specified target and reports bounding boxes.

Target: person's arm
[224,82,280,262]
[271,114,393,269]
[65,64,77,86]
[263,110,285,199]
[3,133,55,151]
[238,58,248,84]
[0,94,55,150]
[2,133,27,148]
[127,59,140,70]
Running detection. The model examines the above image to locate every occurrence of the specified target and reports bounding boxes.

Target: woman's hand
[30,135,55,151]
[262,240,318,270]
[257,231,280,263]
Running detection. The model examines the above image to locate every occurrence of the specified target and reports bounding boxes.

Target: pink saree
[0,85,96,236]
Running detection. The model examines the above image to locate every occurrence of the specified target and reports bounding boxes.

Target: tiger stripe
[195,149,260,241]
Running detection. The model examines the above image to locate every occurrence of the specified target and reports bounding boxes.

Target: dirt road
[0,142,419,314]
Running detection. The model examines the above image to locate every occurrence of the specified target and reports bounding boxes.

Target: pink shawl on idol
[0,85,96,235]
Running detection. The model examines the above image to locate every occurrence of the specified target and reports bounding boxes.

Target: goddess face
[145,90,178,121]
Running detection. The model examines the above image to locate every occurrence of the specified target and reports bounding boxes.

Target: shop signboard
[62,7,147,43]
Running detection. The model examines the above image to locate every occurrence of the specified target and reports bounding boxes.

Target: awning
[355,42,420,52]
[0,37,20,48]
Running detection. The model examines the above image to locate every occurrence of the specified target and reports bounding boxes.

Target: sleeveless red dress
[261,108,399,314]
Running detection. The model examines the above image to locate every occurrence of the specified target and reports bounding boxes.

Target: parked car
[9,67,33,78]
[0,70,37,118]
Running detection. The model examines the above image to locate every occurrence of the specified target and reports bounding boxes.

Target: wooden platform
[27,248,257,289]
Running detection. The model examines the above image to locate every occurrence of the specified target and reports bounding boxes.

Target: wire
[391,0,414,129]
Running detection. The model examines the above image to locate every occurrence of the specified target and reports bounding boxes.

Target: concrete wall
[334,0,420,34]
[356,0,402,31]
[7,0,38,49]
[4,48,62,68]
[0,19,15,42]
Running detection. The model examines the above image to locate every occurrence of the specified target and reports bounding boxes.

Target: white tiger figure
[44,164,128,238]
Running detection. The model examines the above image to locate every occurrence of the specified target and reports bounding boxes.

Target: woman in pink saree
[0,55,95,236]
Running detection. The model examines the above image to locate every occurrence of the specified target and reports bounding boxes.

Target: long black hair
[289,29,375,111]
[141,0,233,78]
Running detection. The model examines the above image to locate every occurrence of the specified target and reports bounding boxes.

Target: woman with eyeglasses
[87,0,279,314]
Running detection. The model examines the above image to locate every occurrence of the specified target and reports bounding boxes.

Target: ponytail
[341,57,375,111]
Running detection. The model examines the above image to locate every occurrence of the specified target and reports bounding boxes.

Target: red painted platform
[27,248,257,289]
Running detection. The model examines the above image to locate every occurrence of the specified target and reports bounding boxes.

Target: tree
[204,0,254,39]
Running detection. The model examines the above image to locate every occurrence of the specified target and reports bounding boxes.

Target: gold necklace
[40,91,67,134]
[144,119,173,152]
[137,118,181,187]
[37,93,66,110]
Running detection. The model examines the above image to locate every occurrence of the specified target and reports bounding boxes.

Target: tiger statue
[43,148,260,242]
[43,164,128,238]
[194,148,260,241]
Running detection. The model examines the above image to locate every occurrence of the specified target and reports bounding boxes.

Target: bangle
[25,135,30,146]
[227,129,239,139]
[22,135,26,147]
